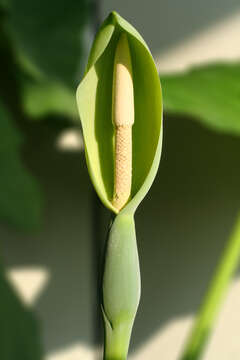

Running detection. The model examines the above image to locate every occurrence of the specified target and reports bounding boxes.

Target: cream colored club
[112,33,134,211]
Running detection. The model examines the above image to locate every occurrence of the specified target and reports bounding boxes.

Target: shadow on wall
[0,263,42,359]
[1,114,240,358]
[1,125,101,355]
[133,115,240,352]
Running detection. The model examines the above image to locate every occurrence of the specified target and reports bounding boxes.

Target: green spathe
[76,11,163,215]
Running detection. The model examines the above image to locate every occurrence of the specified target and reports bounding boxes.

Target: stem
[180,214,240,360]
[103,314,133,360]
[91,191,103,346]
[90,0,103,355]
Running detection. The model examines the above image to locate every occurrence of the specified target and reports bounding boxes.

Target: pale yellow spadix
[112,33,134,211]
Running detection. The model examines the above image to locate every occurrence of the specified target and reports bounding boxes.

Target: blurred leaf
[0,264,42,360]
[7,0,90,87]
[22,79,77,119]
[0,104,42,230]
[162,62,240,135]
[0,104,21,150]
[0,1,8,8]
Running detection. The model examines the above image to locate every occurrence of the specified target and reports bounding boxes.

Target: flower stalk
[76,11,163,359]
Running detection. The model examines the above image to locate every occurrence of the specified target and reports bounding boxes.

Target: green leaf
[0,105,21,151]
[16,53,78,120]
[162,62,240,135]
[0,104,42,230]
[0,264,43,360]
[22,79,77,119]
[7,0,90,87]
[76,11,163,214]
[3,0,89,119]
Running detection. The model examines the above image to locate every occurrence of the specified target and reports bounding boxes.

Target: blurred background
[1,0,240,359]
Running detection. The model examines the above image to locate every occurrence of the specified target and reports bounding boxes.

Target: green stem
[181,214,240,360]
[103,314,133,360]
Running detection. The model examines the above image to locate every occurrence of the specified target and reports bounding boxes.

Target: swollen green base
[102,213,141,360]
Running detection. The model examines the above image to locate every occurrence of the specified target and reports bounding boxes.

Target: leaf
[1,0,89,120]
[0,104,42,230]
[7,0,90,87]
[162,62,240,135]
[0,104,21,150]
[0,264,43,360]
[14,46,78,120]
[76,12,163,214]
[22,79,78,119]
